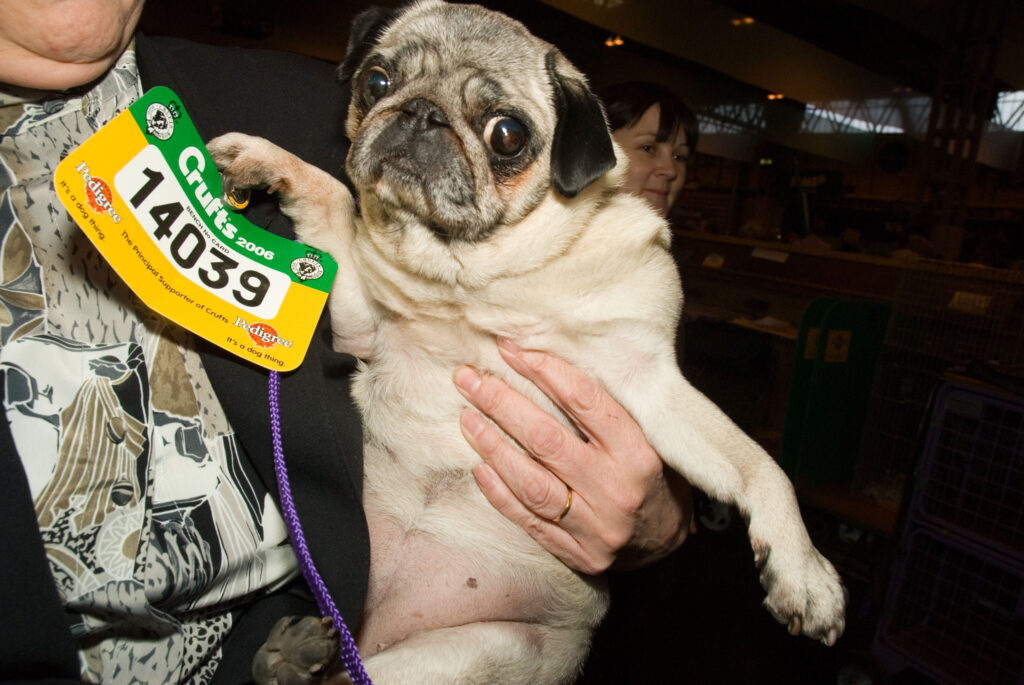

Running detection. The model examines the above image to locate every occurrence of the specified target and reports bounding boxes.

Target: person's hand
[453,339,695,575]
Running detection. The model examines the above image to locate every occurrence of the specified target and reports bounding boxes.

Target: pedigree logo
[235,317,293,349]
[76,162,122,223]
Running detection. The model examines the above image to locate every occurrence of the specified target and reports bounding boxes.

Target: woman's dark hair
[596,81,699,156]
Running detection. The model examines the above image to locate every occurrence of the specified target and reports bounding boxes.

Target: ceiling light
[767,93,784,100]
[604,35,625,47]
[731,16,755,26]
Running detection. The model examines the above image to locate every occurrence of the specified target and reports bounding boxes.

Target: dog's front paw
[208,132,293,198]
[252,615,341,685]
[753,539,846,646]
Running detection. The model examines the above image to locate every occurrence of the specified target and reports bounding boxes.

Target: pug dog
[209,1,846,682]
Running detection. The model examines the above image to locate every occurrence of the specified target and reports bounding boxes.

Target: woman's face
[611,103,690,218]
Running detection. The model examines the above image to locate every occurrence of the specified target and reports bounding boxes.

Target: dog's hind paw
[252,615,341,685]
[753,539,847,646]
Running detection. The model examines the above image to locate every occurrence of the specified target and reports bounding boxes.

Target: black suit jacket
[0,34,369,683]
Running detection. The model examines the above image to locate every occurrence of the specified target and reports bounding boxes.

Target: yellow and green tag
[55,86,336,371]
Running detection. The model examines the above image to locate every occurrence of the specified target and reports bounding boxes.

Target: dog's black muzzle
[369,97,481,240]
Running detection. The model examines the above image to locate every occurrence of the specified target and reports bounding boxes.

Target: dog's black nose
[399,98,450,129]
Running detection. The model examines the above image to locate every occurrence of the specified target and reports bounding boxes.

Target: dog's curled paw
[754,540,847,646]
[252,615,340,685]
[207,132,291,197]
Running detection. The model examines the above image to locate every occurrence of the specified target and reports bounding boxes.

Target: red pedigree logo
[85,175,115,215]
[247,322,279,348]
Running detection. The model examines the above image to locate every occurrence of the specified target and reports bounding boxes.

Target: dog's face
[338,0,616,245]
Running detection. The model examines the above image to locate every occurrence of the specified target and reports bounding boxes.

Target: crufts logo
[291,251,325,282]
[145,101,178,140]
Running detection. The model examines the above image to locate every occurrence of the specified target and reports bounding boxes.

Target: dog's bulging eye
[361,66,391,106]
[484,116,527,157]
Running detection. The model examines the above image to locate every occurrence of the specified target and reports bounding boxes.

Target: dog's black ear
[546,52,617,198]
[338,6,401,83]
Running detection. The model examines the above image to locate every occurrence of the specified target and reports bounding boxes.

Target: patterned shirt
[0,44,298,683]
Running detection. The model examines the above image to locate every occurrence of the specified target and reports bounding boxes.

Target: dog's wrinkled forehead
[385,2,545,68]
[362,1,554,120]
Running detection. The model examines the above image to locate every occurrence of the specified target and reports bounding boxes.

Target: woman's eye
[361,66,391,106]
[484,116,528,156]
[640,144,655,154]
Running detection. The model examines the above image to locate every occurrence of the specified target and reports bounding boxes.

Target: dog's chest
[351,313,562,514]
[352,317,497,476]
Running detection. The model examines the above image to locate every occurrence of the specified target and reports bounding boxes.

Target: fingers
[550,487,574,524]
[453,343,695,574]
[454,366,616,573]
[495,340,652,460]
[471,461,605,575]
[453,364,581,485]
[457,404,573,522]
[493,342,665,509]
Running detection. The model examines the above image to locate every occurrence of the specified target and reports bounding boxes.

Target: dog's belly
[345,322,608,656]
[354,442,601,656]
[357,512,546,655]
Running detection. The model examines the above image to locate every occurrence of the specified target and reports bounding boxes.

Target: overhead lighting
[604,35,625,47]
[731,16,755,26]
[767,93,785,100]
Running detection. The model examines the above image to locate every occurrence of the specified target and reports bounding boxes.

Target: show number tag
[55,87,336,371]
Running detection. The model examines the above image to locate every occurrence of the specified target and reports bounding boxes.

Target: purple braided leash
[269,370,373,685]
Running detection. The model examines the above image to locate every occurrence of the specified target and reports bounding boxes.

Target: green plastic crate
[781,298,891,485]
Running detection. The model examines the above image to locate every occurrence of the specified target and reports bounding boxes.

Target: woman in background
[598,81,699,219]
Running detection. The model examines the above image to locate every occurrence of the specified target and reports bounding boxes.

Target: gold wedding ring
[551,487,573,523]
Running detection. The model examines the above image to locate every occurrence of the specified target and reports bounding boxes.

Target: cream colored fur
[208,2,845,682]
